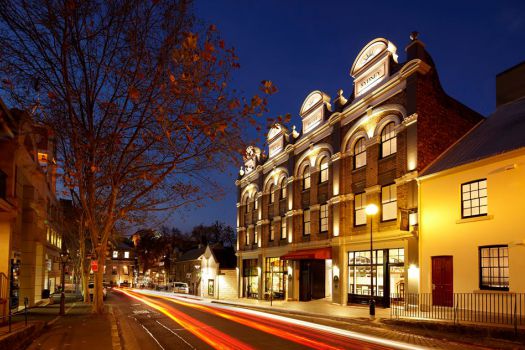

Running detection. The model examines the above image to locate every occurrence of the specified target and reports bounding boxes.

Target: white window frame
[112,250,118,259]
[354,137,367,169]
[320,158,329,183]
[281,216,287,240]
[270,221,275,241]
[303,166,311,190]
[381,184,397,221]
[303,209,311,236]
[462,179,487,218]
[354,193,367,226]
[380,122,397,158]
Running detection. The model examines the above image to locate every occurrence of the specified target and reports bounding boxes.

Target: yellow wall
[419,149,525,293]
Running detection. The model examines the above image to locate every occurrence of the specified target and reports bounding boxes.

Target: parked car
[82,282,107,300]
[173,282,189,294]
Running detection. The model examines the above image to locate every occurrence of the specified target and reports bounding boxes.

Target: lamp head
[365,204,379,216]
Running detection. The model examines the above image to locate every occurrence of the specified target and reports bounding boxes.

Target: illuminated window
[270,221,275,241]
[254,197,258,210]
[354,138,367,169]
[381,184,397,221]
[122,265,129,275]
[254,226,259,244]
[244,196,250,213]
[380,122,397,158]
[269,184,275,204]
[280,178,287,199]
[303,209,311,236]
[320,157,329,183]
[246,230,250,245]
[112,265,117,275]
[320,204,328,232]
[462,179,487,218]
[112,251,118,259]
[303,165,310,190]
[479,245,508,291]
[281,216,287,240]
[124,251,130,259]
[354,193,367,226]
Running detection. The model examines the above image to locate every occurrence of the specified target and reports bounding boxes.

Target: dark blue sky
[168,0,525,232]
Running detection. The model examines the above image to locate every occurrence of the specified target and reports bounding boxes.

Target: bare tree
[0,0,275,313]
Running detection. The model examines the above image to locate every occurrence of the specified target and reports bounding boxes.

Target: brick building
[235,34,483,306]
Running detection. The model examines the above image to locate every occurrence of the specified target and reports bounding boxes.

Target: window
[246,230,250,245]
[112,251,118,259]
[354,193,367,226]
[254,197,258,210]
[303,209,311,235]
[380,122,397,158]
[254,226,259,245]
[112,266,117,275]
[320,204,328,232]
[354,138,367,169]
[381,184,397,221]
[245,197,250,213]
[124,251,130,259]
[320,157,329,183]
[269,184,275,204]
[270,221,275,241]
[462,179,487,218]
[264,257,286,300]
[280,178,287,199]
[281,216,287,240]
[122,265,129,275]
[479,245,509,290]
[303,165,311,190]
[208,279,215,296]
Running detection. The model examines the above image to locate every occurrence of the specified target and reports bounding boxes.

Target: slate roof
[177,246,206,262]
[423,97,525,176]
[211,246,236,269]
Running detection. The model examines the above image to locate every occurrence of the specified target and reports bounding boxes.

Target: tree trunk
[92,253,105,313]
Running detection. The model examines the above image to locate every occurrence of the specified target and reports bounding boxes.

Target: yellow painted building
[418,62,525,301]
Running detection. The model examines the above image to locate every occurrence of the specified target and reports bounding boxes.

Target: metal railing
[390,292,525,331]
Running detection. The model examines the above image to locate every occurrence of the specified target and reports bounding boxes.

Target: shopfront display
[242,259,259,299]
[264,257,286,300]
[348,248,404,306]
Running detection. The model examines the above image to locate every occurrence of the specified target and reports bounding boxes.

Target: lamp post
[365,204,378,317]
[59,250,70,316]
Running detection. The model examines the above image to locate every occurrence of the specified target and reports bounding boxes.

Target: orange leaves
[169,74,176,83]
[228,98,240,110]
[129,86,140,101]
[183,32,198,51]
[260,80,277,95]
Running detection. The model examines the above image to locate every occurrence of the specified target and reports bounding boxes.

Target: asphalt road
[109,289,416,350]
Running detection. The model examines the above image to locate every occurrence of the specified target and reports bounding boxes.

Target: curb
[0,322,45,350]
[107,305,122,350]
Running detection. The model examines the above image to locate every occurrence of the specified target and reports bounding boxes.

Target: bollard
[24,297,28,326]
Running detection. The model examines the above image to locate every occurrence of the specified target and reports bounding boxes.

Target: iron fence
[390,292,525,330]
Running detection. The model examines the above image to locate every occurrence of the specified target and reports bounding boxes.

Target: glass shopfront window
[243,259,259,299]
[348,248,405,306]
[264,257,286,300]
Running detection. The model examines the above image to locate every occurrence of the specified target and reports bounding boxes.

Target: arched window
[319,157,329,183]
[302,165,311,190]
[280,177,287,199]
[354,138,367,169]
[244,196,250,213]
[269,184,275,204]
[380,122,397,158]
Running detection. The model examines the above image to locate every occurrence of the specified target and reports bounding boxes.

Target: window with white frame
[303,209,311,235]
[320,157,329,183]
[303,165,311,190]
[479,245,509,290]
[124,251,130,259]
[280,178,287,199]
[246,230,250,245]
[320,204,328,232]
[270,221,275,241]
[354,193,366,226]
[381,184,397,221]
[254,226,259,244]
[380,122,397,158]
[112,250,118,259]
[462,179,487,218]
[281,216,287,239]
[354,138,367,169]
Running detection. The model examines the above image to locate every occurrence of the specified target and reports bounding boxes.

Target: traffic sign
[91,260,98,272]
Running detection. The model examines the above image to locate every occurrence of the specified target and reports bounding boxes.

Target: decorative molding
[403,113,418,126]
[456,215,494,225]
[331,152,342,162]
[365,185,381,194]
[310,204,321,211]
[394,171,418,185]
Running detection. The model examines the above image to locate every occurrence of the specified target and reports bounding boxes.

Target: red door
[431,256,453,307]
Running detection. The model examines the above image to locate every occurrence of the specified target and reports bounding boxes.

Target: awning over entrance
[280,247,332,260]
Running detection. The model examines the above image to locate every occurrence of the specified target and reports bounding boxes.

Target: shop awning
[280,247,332,260]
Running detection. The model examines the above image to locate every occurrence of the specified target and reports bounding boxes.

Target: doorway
[299,260,325,301]
[431,256,453,307]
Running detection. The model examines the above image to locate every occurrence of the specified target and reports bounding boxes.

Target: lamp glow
[365,204,378,216]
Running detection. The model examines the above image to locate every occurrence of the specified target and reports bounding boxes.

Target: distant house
[104,241,136,287]
[173,244,237,298]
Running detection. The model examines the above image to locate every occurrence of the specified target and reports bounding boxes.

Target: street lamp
[59,250,70,316]
[365,203,378,318]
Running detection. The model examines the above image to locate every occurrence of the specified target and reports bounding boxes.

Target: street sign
[91,260,98,272]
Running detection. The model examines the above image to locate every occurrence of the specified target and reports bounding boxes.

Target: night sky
[170,0,525,232]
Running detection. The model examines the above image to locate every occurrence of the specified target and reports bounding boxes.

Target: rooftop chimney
[496,61,525,107]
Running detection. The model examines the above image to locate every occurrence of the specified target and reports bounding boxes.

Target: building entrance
[299,260,325,301]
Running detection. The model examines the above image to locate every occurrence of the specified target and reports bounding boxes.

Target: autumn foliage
[0,0,276,313]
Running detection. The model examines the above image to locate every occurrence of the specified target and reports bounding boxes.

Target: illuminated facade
[0,101,62,315]
[104,242,136,287]
[235,34,483,306]
[419,62,525,302]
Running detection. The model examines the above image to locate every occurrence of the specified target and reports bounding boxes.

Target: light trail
[129,288,429,350]
[116,289,255,350]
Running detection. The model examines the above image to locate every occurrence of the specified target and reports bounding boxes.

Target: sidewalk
[0,293,119,350]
